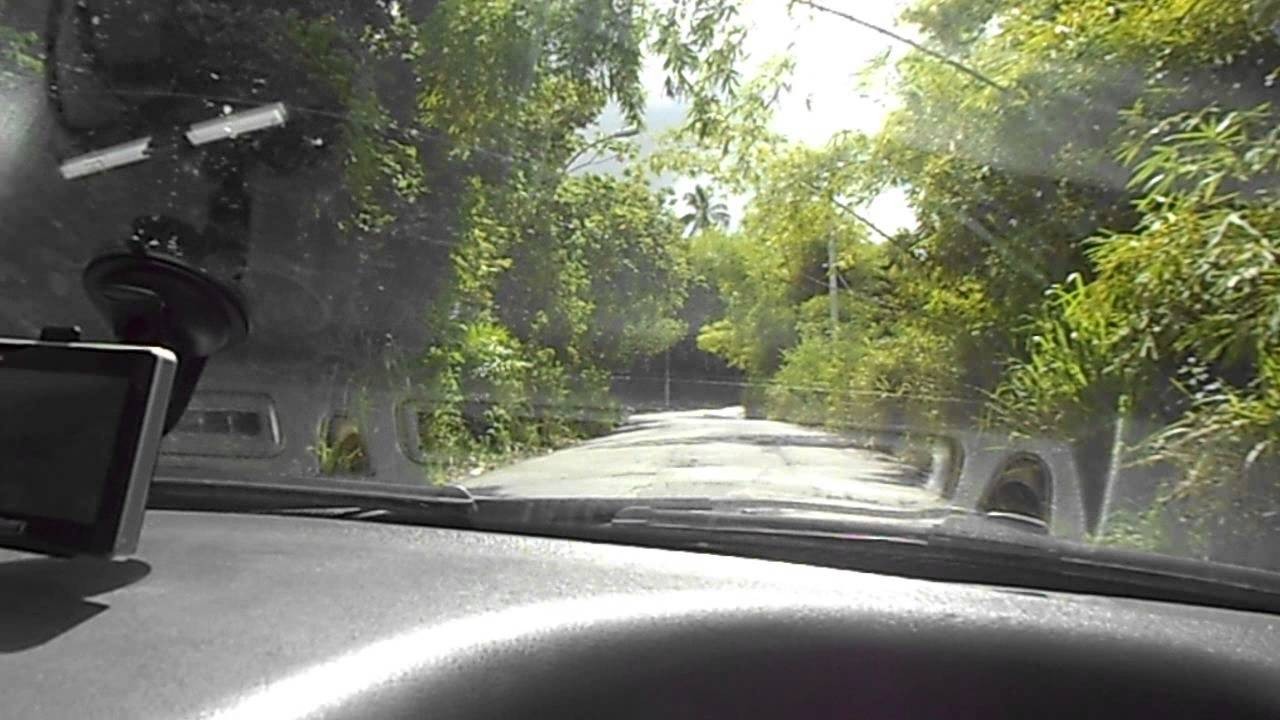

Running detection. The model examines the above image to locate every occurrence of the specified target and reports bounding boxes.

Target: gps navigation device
[0,337,176,557]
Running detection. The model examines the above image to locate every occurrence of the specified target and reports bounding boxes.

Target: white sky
[597,0,919,235]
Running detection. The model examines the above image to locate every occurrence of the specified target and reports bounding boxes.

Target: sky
[596,0,919,235]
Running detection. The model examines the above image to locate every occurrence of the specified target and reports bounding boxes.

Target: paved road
[470,406,946,511]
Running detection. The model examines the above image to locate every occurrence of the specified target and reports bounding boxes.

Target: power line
[789,0,1013,95]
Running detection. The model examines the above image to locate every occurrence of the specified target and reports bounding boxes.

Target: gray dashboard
[2,511,1279,719]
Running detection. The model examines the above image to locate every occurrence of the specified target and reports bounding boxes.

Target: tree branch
[564,127,640,172]
[567,153,625,175]
[790,0,1012,94]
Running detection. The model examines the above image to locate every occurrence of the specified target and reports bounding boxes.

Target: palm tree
[679,185,730,236]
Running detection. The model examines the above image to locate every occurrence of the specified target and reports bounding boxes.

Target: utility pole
[663,348,671,409]
[828,236,839,340]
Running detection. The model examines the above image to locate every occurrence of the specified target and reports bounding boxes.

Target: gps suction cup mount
[83,251,249,433]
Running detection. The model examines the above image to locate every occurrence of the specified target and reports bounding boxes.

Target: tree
[992,100,1280,556]
[679,184,730,235]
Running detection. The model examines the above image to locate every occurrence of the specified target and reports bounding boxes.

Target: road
[470,406,947,511]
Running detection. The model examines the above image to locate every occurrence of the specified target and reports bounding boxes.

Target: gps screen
[0,368,131,524]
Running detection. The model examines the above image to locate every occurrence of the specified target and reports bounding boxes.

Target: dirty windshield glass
[1,0,1279,573]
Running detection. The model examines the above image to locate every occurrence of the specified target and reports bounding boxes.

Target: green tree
[679,184,730,235]
[993,101,1280,554]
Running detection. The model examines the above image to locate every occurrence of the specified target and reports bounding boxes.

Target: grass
[313,416,370,476]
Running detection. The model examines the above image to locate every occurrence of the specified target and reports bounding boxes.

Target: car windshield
[2,0,1279,580]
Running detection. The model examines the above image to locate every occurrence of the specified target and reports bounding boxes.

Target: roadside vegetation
[665,0,1280,561]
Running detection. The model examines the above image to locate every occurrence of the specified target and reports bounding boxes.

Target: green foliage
[997,102,1280,430]
[416,319,619,483]
[651,0,749,123]
[685,128,1000,426]
[666,0,1280,558]
[277,0,659,237]
[525,173,688,364]
[415,0,647,157]
[416,171,684,483]
[650,55,792,190]
[0,21,40,85]
[690,228,799,378]
[1145,358,1280,522]
[1094,506,1173,553]
[268,0,717,478]
[992,97,1280,549]
[988,275,1130,438]
[313,417,370,476]
[768,272,994,429]
[867,0,1280,335]
[447,171,689,367]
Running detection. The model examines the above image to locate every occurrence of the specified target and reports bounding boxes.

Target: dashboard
[3,510,1279,719]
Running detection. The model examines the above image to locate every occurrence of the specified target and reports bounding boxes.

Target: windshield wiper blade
[150,479,716,531]
[600,501,1280,616]
[148,476,476,518]
[608,500,944,542]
